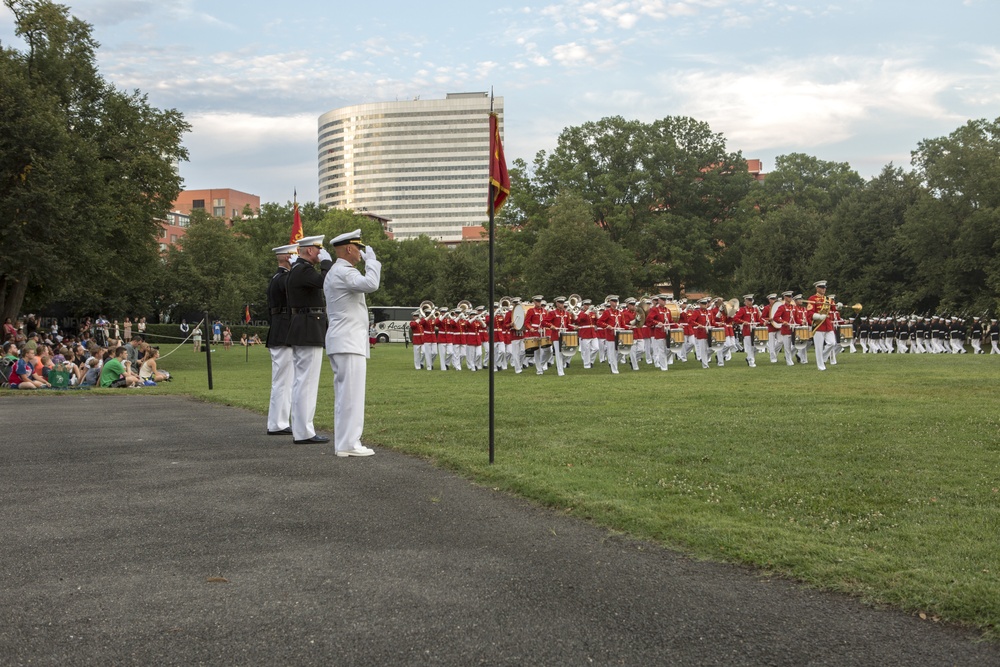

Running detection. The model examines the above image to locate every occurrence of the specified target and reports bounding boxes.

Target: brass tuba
[419,300,436,318]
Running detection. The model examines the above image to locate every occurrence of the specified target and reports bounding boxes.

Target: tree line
[3,1,998,325]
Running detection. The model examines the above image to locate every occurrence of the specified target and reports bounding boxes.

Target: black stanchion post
[204,310,213,390]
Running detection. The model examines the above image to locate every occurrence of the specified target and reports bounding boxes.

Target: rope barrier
[157,319,205,360]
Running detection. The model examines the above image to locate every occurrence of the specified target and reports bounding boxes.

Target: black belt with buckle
[270,307,287,315]
[291,307,325,315]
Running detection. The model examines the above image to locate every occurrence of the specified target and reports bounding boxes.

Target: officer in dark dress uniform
[265,243,297,435]
[285,235,333,444]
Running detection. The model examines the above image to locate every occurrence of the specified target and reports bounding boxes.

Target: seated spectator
[9,347,50,389]
[63,349,86,385]
[139,347,170,383]
[39,353,54,380]
[81,357,101,386]
[250,333,262,345]
[100,346,139,388]
[240,333,248,346]
[2,341,17,363]
[3,317,16,341]
[125,337,142,368]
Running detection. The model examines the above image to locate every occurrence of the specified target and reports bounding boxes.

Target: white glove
[362,245,376,263]
[318,248,332,263]
[812,313,827,323]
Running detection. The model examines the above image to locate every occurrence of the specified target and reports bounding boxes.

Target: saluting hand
[362,245,376,263]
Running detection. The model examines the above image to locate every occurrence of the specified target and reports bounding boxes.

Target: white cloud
[657,57,965,151]
[552,42,592,66]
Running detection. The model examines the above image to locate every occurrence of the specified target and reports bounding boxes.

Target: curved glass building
[318,93,504,242]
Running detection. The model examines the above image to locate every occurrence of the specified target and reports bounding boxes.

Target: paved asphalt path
[1,395,996,666]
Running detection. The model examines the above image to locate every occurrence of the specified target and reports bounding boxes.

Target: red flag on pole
[290,191,303,244]
[244,305,251,323]
[489,113,510,212]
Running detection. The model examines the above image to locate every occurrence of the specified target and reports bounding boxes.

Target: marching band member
[793,294,809,365]
[990,319,999,354]
[623,298,641,371]
[679,302,697,363]
[773,291,796,366]
[508,298,526,373]
[435,306,450,370]
[690,298,712,369]
[575,299,598,369]
[647,295,669,371]
[421,308,437,371]
[734,294,760,368]
[525,295,547,374]
[597,295,626,374]
[409,311,424,369]
[543,297,574,376]
[806,280,837,371]
[764,293,781,363]
[638,298,653,365]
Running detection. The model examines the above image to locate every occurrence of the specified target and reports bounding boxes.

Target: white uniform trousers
[290,346,324,440]
[971,338,982,354]
[580,337,599,368]
[628,343,641,370]
[267,346,294,431]
[782,334,795,365]
[743,335,756,367]
[681,335,697,363]
[814,330,836,371]
[328,353,366,453]
[651,337,668,370]
[552,341,566,376]
[437,342,449,370]
[991,340,1000,354]
[604,339,620,373]
[768,332,780,362]
[493,341,507,369]
[696,338,710,368]
[796,339,808,365]
[423,341,436,370]
[511,339,525,372]
[413,343,423,369]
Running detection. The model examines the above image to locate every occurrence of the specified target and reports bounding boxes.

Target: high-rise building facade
[318,93,503,242]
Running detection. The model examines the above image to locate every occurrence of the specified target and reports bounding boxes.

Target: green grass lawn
[9,341,1000,636]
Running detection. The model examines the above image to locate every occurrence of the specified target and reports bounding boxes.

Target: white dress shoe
[337,446,375,457]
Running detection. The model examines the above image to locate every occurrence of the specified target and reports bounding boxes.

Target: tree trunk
[0,276,28,325]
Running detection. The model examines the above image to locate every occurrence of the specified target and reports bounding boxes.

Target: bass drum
[511,303,526,331]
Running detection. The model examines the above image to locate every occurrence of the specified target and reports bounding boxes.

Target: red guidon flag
[290,200,303,244]
[244,305,251,323]
[489,113,510,213]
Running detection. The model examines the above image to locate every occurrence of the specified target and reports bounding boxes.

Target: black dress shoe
[293,435,330,444]
[267,427,293,435]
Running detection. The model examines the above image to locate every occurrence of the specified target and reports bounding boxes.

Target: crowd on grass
[2,313,170,391]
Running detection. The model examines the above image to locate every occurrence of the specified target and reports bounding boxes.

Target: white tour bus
[369,306,418,343]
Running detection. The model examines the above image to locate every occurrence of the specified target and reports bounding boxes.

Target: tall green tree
[903,118,1000,315]
[0,0,188,321]
[523,192,634,300]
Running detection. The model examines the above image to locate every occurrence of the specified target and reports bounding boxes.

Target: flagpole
[488,92,496,465]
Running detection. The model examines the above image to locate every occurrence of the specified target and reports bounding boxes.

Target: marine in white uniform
[265,243,297,435]
[285,235,333,444]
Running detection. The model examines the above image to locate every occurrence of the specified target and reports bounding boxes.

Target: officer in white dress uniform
[324,229,382,457]
[265,243,297,435]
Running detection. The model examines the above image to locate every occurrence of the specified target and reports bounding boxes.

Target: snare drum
[753,326,769,346]
[615,329,634,350]
[669,328,685,348]
[709,327,726,349]
[838,323,854,341]
[794,325,812,343]
[559,331,579,350]
[524,336,540,356]
[539,335,552,349]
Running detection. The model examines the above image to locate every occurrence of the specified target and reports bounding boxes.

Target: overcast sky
[2,0,998,206]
